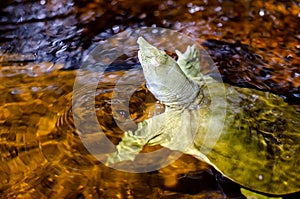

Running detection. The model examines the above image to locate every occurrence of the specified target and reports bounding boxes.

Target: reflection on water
[0,64,231,198]
[0,0,299,198]
[1,0,299,98]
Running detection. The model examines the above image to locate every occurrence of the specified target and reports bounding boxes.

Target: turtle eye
[150,57,160,67]
[154,54,168,66]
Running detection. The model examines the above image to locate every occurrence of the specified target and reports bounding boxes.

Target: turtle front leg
[105,120,153,165]
[175,44,203,83]
[105,111,179,165]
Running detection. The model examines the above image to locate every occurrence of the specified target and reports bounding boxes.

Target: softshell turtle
[106,37,300,195]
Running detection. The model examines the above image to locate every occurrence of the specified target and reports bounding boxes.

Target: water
[0,0,299,198]
[0,65,228,198]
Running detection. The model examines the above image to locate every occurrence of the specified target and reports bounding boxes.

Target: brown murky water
[0,0,299,198]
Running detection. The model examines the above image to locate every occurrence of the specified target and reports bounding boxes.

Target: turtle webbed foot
[105,130,148,166]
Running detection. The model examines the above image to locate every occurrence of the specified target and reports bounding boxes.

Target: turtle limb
[105,110,182,165]
[175,45,204,84]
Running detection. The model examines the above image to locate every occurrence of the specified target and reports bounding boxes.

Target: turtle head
[137,37,169,68]
[137,37,199,108]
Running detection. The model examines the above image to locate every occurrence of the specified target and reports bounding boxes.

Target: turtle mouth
[137,37,159,55]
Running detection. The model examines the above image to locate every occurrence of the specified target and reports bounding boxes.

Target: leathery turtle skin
[106,37,300,195]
